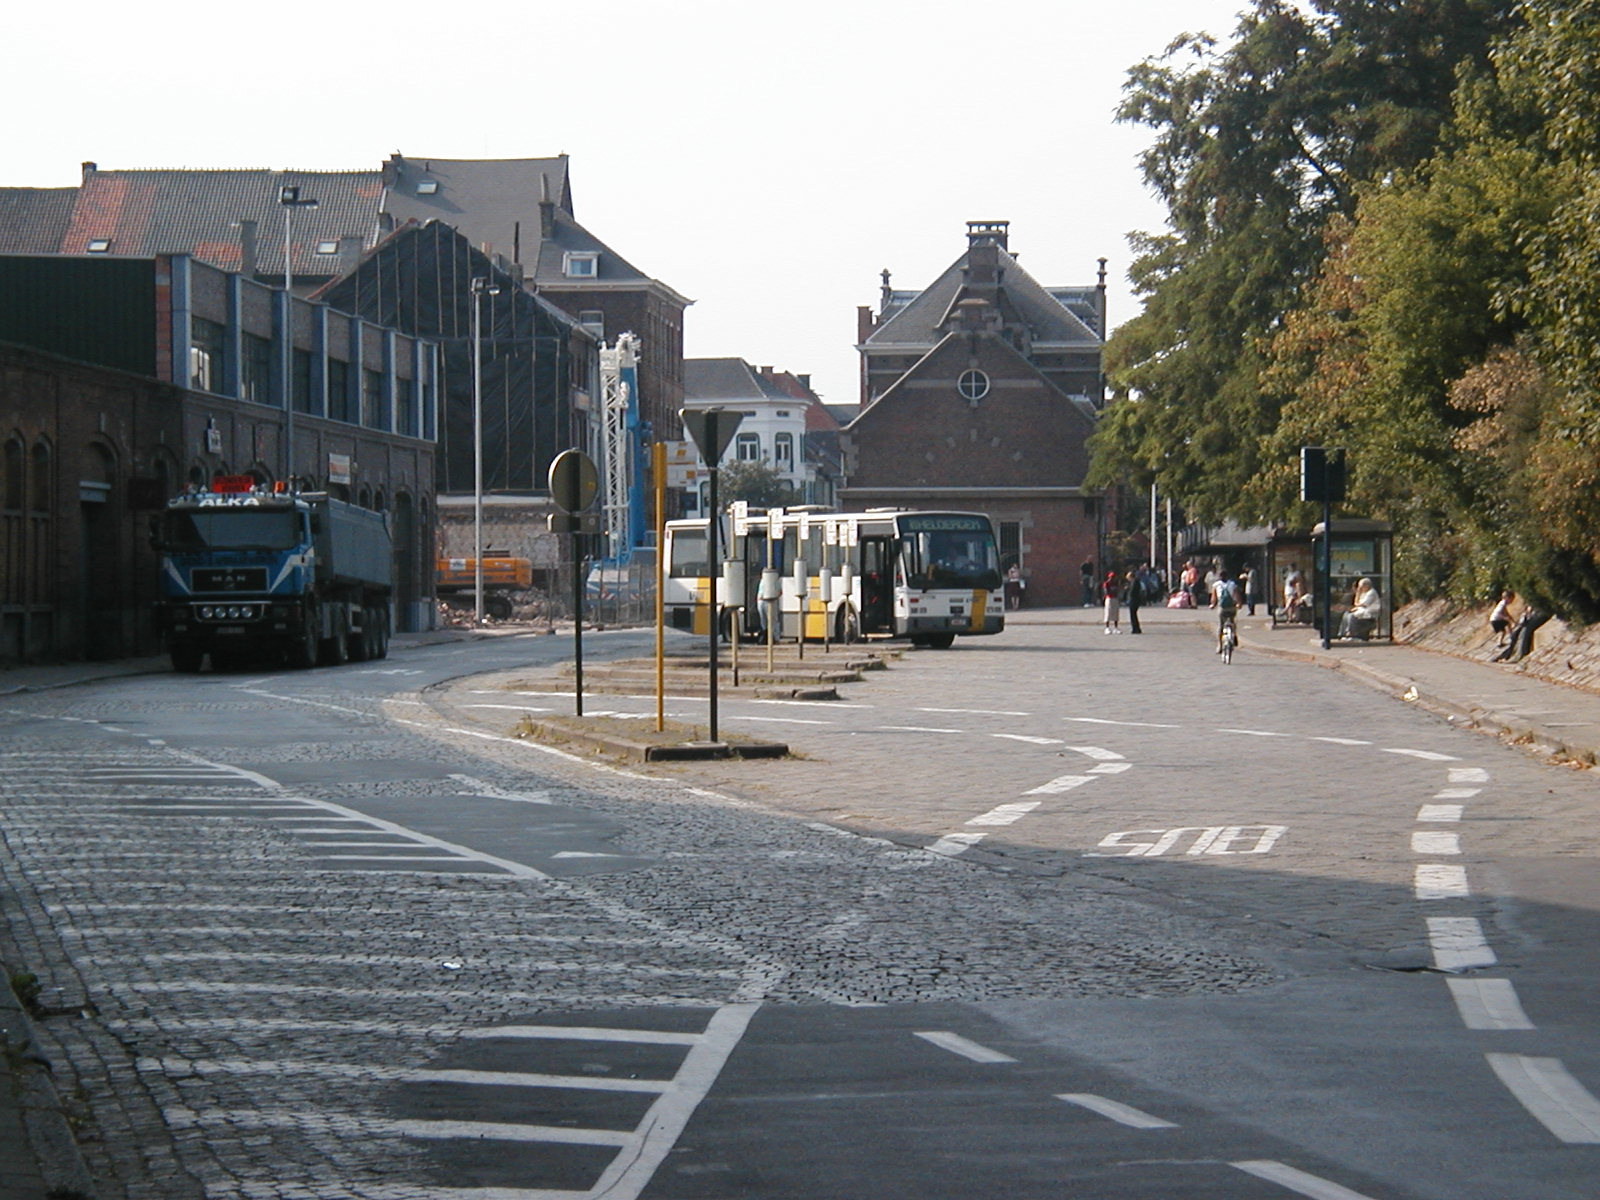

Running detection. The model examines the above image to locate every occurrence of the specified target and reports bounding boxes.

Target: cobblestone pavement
[0,651,1286,1200]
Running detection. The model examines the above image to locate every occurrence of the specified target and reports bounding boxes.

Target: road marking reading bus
[1086,825,1286,858]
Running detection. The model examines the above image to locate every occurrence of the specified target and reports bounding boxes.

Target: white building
[679,358,827,516]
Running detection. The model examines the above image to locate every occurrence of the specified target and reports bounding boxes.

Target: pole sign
[548,448,600,717]
[680,406,743,468]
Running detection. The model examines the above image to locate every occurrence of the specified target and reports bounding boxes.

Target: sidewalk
[2,608,1596,1195]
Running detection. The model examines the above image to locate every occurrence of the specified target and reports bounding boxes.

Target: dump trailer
[436,556,533,620]
[155,479,393,671]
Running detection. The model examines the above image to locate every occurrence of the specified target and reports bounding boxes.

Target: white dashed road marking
[1055,1093,1177,1129]
[1486,1055,1600,1143]
[1415,864,1470,900]
[913,1031,1016,1064]
[1447,979,1535,1031]
[1427,917,1496,971]
[1231,1159,1380,1200]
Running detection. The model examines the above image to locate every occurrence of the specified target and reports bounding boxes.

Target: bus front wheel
[912,633,956,650]
[835,606,861,644]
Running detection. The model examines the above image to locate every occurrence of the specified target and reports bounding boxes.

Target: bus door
[859,535,893,633]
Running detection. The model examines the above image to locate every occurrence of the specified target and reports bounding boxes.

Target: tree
[715,459,802,509]
[1094,0,1514,526]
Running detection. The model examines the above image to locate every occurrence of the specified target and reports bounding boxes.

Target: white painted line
[1065,716,1181,728]
[1217,727,1291,738]
[1024,774,1095,795]
[1312,736,1371,745]
[1064,745,1125,761]
[465,703,556,712]
[967,801,1042,827]
[732,716,832,725]
[992,734,1065,745]
[1433,787,1481,800]
[1055,1093,1177,1129]
[1232,1159,1379,1199]
[1411,831,1461,855]
[1427,917,1496,971]
[929,832,987,856]
[913,1031,1017,1064]
[1447,979,1535,1030]
[879,725,964,734]
[1089,761,1133,774]
[138,1056,674,1093]
[1450,767,1490,783]
[1384,748,1459,761]
[1486,1054,1600,1142]
[1415,864,1470,900]
[1417,804,1463,823]
[916,706,1030,716]
[585,1004,760,1200]
[457,1025,702,1045]
[164,1106,633,1146]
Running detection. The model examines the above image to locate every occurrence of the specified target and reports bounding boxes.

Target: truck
[154,478,393,672]
[435,555,533,621]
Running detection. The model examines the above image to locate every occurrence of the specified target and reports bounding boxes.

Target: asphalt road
[2,611,1598,1199]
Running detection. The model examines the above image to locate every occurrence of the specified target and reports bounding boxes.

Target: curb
[516,718,788,764]
[1,971,97,1199]
[1240,634,1600,767]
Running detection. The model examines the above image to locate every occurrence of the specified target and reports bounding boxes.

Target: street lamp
[279,184,318,488]
[470,276,502,626]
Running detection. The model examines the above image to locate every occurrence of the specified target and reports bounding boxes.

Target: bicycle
[1219,615,1238,664]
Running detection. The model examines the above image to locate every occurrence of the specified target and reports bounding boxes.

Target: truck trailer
[154,479,393,671]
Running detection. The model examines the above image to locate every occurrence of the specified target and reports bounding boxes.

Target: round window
[958,369,990,401]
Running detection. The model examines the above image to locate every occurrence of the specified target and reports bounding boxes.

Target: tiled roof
[0,188,76,253]
[685,357,772,403]
[381,154,572,265]
[865,247,1101,349]
[61,167,382,275]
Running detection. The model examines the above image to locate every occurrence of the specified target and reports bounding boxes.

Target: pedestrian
[1080,561,1096,608]
[1182,561,1202,609]
[1125,567,1142,634]
[1103,570,1122,634]
[1489,590,1513,647]
[1240,566,1258,616]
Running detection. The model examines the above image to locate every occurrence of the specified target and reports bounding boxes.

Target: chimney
[81,161,97,181]
[238,219,259,277]
[880,268,893,312]
[338,236,364,278]
[966,220,1009,251]
[539,173,555,239]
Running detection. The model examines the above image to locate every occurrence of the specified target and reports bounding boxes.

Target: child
[1489,591,1513,647]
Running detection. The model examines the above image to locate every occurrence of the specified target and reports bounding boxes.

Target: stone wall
[1395,599,1600,695]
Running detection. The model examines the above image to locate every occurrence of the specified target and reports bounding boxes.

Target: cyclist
[1210,568,1240,654]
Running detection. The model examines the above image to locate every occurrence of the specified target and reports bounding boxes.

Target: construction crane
[598,333,641,565]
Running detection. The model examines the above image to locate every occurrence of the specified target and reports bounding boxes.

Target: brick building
[842,222,1110,607]
[0,254,438,662]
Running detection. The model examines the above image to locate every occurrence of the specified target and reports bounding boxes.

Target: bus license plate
[951,617,969,628]
[216,626,245,635]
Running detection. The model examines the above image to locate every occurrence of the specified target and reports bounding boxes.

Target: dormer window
[86,238,111,253]
[564,251,599,278]
[315,240,339,255]
[416,180,439,195]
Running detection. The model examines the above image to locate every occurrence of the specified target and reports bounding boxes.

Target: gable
[845,332,1097,490]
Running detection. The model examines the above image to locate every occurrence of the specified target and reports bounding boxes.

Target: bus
[663,505,1005,649]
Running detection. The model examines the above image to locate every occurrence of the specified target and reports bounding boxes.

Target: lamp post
[278,185,318,488]
[470,276,501,626]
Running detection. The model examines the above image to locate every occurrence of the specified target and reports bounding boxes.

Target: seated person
[1338,578,1382,639]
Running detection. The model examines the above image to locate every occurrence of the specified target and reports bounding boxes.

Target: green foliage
[714,459,802,509]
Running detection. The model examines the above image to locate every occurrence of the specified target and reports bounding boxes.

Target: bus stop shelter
[1268,519,1394,641]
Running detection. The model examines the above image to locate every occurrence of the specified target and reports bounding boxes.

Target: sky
[9,0,1248,409]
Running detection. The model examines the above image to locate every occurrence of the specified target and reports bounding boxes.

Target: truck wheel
[289,623,319,670]
[321,631,349,667]
[349,611,372,663]
[486,594,513,621]
[374,609,390,659]
[170,645,203,673]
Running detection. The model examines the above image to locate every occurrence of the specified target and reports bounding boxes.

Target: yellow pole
[653,441,666,732]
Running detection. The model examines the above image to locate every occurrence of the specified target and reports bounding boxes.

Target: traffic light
[1300,447,1346,504]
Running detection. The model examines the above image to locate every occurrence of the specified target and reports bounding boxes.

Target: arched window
[2,438,22,511]
[31,440,54,512]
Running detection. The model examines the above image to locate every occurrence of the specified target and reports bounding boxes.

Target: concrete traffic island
[512,712,789,762]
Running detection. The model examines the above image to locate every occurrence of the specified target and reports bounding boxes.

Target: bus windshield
[160,509,304,552]
[898,520,1002,591]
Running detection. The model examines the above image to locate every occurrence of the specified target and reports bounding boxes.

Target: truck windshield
[161,509,303,552]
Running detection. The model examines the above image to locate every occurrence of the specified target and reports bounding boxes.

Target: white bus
[663,505,1005,649]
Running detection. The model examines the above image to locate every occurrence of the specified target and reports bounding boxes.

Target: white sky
[10,0,1246,408]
